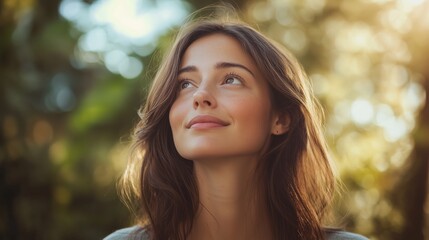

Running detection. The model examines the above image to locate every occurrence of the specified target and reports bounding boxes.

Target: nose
[193,88,216,109]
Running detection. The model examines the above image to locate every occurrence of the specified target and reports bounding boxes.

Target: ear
[271,112,290,135]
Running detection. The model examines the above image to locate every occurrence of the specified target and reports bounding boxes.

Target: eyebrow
[178,62,255,77]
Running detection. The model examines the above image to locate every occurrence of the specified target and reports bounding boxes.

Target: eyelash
[224,72,244,85]
[177,72,245,89]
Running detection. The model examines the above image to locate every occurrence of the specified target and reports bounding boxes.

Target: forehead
[180,33,258,71]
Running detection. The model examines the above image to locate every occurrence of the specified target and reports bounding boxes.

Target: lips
[186,115,230,129]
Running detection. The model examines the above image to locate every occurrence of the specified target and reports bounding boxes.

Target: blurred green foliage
[1,0,428,239]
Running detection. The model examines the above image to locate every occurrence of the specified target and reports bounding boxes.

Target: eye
[224,74,243,85]
[179,80,193,89]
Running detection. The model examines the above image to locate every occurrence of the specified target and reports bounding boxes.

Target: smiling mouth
[186,115,230,129]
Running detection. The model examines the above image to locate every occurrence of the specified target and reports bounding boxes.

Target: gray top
[104,226,368,240]
[104,226,146,240]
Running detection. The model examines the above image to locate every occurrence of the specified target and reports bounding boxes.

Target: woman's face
[169,33,278,161]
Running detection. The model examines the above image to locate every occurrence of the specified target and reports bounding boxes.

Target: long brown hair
[121,15,336,240]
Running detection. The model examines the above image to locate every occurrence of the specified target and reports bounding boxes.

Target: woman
[105,15,368,240]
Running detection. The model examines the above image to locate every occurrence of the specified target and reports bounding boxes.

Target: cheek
[169,102,182,130]
[228,97,274,154]
[231,97,273,132]
[169,98,190,135]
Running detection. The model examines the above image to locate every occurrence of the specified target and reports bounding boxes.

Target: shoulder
[325,230,369,240]
[103,226,149,240]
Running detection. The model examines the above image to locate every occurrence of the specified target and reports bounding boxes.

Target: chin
[178,149,220,161]
[175,140,220,158]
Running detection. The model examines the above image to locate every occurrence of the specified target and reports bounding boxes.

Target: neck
[187,157,272,240]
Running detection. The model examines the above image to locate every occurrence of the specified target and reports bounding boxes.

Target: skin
[169,34,288,240]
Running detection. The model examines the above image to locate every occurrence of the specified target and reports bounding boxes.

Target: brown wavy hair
[121,15,336,240]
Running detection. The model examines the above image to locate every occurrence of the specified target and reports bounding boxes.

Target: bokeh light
[59,0,190,79]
